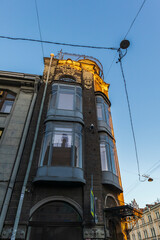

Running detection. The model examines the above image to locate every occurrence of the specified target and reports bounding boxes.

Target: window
[96,96,111,129]
[144,230,148,239]
[138,232,142,240]
[156,211,160,219]
[39,122,82,168]
[0,128,3,139]
[59,76,76,82]
[141,218,145,225]
[50,84,82,112]
[148,214,152,223]
[99,134,117,175]
[0,90,16,113]
[132,234,136,240]
[151,227,156,237]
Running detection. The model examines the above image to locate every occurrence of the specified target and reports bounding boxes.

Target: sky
[1,0,160,208]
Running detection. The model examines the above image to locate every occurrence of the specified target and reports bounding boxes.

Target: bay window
[39,122,82,168]
[49,84,82,112]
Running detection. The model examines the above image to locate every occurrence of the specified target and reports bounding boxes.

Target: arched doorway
[26,201,83,240]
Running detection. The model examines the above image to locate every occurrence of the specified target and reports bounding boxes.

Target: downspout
[0,79,39,235]
[11,53,54,240]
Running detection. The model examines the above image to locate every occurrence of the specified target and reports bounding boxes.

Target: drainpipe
[11,53,54,240]
[0,79,39,235]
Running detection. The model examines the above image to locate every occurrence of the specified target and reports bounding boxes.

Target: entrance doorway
[27,201,83,240]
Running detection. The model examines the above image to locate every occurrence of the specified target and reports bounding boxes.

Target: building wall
[0,72,40,237]
[129,203,160,240]
[0,57,125,240]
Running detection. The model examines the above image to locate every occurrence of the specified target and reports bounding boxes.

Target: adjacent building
[0,53,134,239]
[129,202,160,240]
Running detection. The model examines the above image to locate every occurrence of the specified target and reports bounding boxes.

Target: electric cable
[104,0,147,79]
[119,52,141,181]
[34,0,44,59]
[0,35,117,51]
[124,0,147,39]
[105,52,118,79]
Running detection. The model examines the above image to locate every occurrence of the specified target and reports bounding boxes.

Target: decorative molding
[83,226,105,239]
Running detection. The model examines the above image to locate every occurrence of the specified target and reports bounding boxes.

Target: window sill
[33,166,86,185]
[102,171,123,192]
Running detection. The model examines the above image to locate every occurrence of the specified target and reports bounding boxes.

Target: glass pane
[40,133,51,166]
[6,93,15,99]
[58,93,74,110]
[1,101,13,113]
[100,143,108,171]
[97,104,103,120]
[110,146,116,175]
[75,134,81,167]
[51,92,57,108]
[76,95,81,111]
[104,103,110,125]
[51,132,72,166]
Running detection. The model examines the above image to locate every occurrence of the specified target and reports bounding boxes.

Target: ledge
[33,166,86,185]
[102,171,123,192]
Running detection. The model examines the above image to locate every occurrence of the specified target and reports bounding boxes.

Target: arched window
[59,75,76,82]
[27,201,82,240]
[0,90,16,113]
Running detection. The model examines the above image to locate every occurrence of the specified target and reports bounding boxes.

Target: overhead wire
[124,0,147,39]
[104,0,147,79]
[34,0,44,59]
[0,35,117,51]
[119,53,141,180]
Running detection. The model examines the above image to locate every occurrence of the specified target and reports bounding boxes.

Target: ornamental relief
[84,78,93,89]
[54,64,81,83]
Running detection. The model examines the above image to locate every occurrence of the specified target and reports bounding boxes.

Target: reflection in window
[99,134,117,175]
[50,84,82,112]
[96,96,111,129]
[0,90,16,113]
[39,122,82,168]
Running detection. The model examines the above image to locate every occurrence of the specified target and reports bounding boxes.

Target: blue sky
[1,0,160,207]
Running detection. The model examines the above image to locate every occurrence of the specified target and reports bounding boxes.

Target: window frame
[96,96,111,129]
[0,90,16,113]
[99,133,118,175]
[50,84,82,112]
[39,122,83,169]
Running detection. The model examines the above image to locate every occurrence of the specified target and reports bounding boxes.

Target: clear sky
[1,0,160,208]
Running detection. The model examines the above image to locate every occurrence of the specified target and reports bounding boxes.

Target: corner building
[1,54,126,240]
